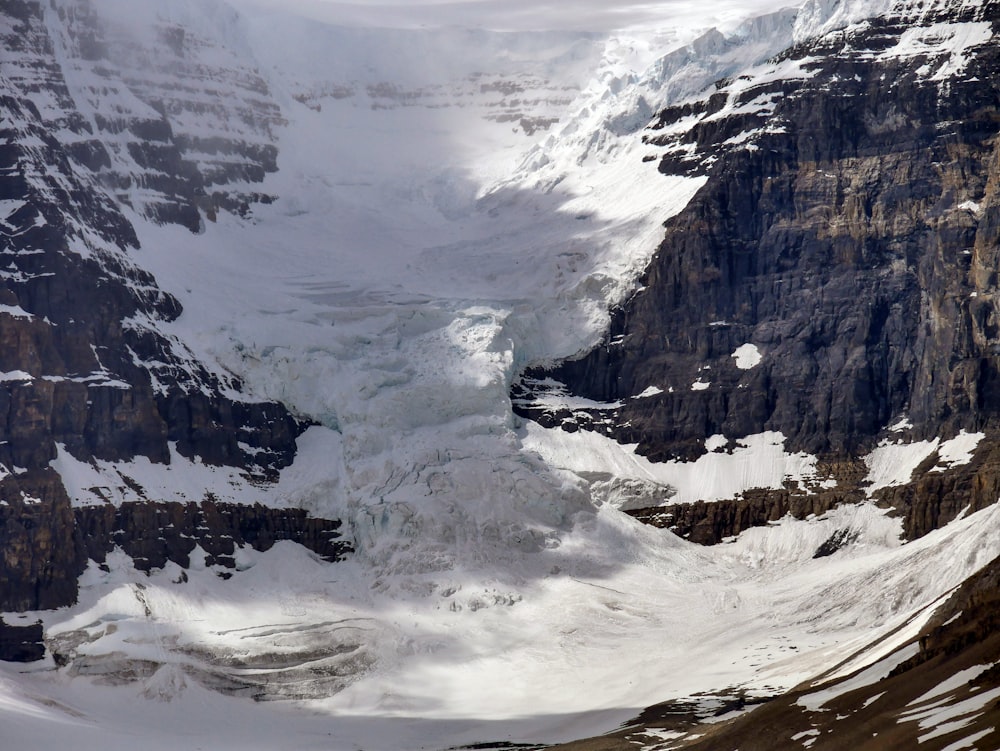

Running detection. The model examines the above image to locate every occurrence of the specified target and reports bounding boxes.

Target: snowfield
[3,0,996,748]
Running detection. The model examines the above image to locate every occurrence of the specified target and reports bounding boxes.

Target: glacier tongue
[118,1,716,585]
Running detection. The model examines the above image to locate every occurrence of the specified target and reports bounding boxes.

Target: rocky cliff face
[0,0,343,630]
[520,4,1000,750]
[516,0,1000,542]
[0,475,351,613]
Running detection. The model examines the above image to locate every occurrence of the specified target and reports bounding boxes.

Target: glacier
[2,0,999,749]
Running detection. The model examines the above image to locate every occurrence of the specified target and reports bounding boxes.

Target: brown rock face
[0,470,82,612]
[515,2,1000,542]
[623,437,1000,545]
[75,501,351,574]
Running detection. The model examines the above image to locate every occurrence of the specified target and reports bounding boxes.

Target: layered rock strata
[0,469,351,615]
[0,0,345,641]
[516,0,1000,542]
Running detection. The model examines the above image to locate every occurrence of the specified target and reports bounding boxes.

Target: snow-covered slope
[2,0,1000,749]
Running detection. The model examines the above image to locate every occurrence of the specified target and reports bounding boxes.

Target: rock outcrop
[0,0,347,639]
[0,463,351,614]
[0,619,45,663]
[516,0,1000,542]
[1,0,300,478]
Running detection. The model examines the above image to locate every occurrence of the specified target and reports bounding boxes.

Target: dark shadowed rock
[516,0,1000,543]
[0,619,45,663]
[0,0,349,634]
[0,492,352,616]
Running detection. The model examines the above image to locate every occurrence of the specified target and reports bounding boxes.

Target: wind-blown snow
[0,304,34,319]
[0,370,33,383]
[934,430,986,472]
[907,663,998,707]
[881,20,993,82]
[900,687,1000,743]
[635,385,664,398]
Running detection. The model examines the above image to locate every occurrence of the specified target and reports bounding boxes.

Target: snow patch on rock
[732,343,762,370]
[523,426,825,504]
[932,430,985,472]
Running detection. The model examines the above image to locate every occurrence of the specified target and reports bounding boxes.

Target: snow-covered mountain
[1,0,999,749]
